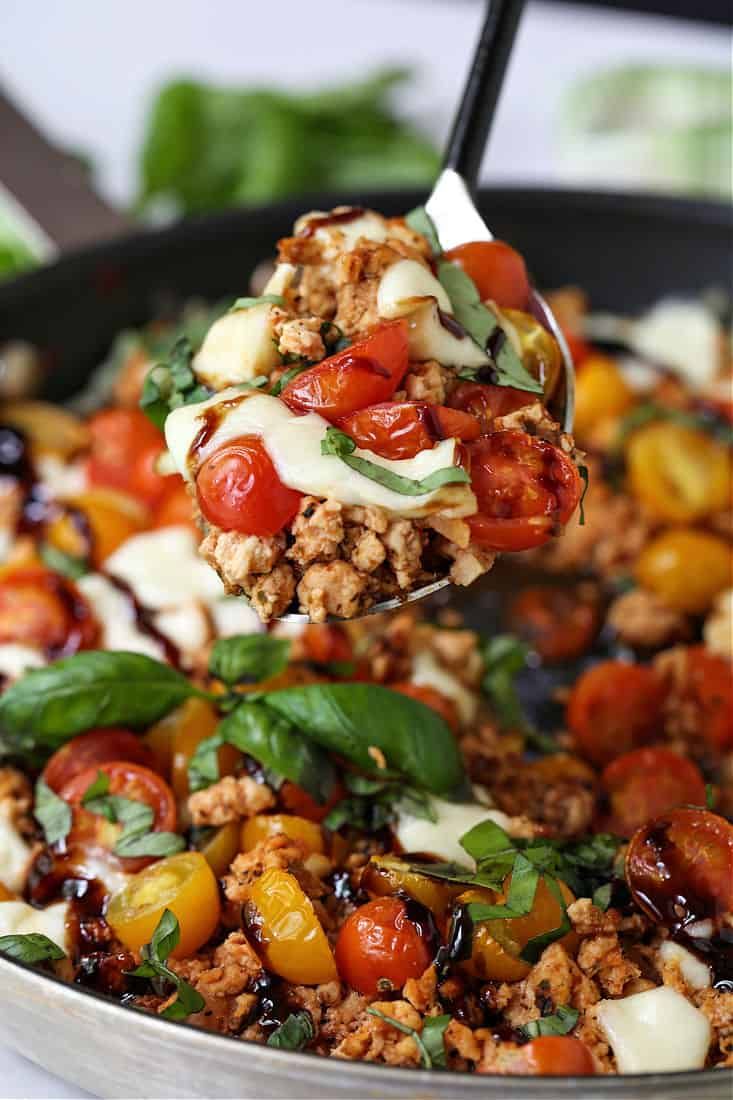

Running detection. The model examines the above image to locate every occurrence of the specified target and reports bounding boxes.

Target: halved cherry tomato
[361,856,462,928]
[281,320,408,421]
[241,814,325,855]
[168,698,237,805]
[444,241,530,310]
[566,661,665,767]
[662,646,733,752]
[389,682,460,731]
[518,1036,595,1076]
[507,585,600,663]
[447,381,533,432]
[626,807,733,926]
[196,435,302,536]
[636,529,732,615]
[0,566,98,656]
[246,868,338,985]
[107,851,220,958]
[42,729,155,793]
[467,431,582,552]
[334,896,433,996]
[502,309,564,399]
[197,822,241,878]
[626,422,731,523]
[337,402,480,460]
[602,747,707,837]
[278,779,346,824]
[153,479,199,536]
[87,409,166,503]
[60,761,177,872]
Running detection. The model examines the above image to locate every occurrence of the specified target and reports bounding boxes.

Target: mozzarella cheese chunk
[0,899,70,953]
[597,986,711,1073]
[210,596,264,639]
[104,527,224,610]
[631,300,720,389]
[263,263,297,297]
[0,814,32,893]
[377,259,452,318]
[154,602,210,656]
[166,391,475,519]
[77,573,165,661]
[658,941,711,991]
[411,650,478,724]
[395,797,511,865]
[35,455,87,499]
[193,305,281,390]
[0,644,46,681]
[407,301,489,368]
[294,210,390,255]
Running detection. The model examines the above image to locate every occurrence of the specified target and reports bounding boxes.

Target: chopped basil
[140,336,211,430]
[208,634,290,687]
[267,1011,315,1051]
[324,774,436,833]
[705,783,716,810]
[34,778,72,846]
[230,294,285,311]
[270,364,309,396]
[39,543,88,580]
[520,1004,579,1040]
[577,464,590,526]
[82,770,184,859]
[236,376,269,391]
[592,883,613,911]
[405,205,442,257]
[127,909,204,1020]
[366,1006,451,1069]
[0,933,65,964]
[520,874,572,963]
[321,426,469,496]
[465,853,540,922]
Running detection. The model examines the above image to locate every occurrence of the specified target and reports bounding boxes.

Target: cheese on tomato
[77,574,166,661]
[395,797,511,865]
[294,210,390,255]
[407,301,489,368]
[0,899,70,954]
[0,815,32,893]
[658,941,711,991]
[165,391,476,519]
[377,259,452,318]
[194,305,281,390]
[597,986,711,1073]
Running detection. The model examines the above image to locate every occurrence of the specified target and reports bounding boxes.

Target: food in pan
[0,285,730,1078]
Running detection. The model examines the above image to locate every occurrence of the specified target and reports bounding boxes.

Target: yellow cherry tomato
[198,822,241,878]
[459,875,577,982]
[245,868,337,985]
[107,851,220,958]
[636,529,733,614]
[241,814,325,855]
[46,489,149,566]
[626,423,731,523]
[169,698,235,804]
[573,355,635,440]
[501,309,564,399]
[0,401,90,460]
[361,855,462,927]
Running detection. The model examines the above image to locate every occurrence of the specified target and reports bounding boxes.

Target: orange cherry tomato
[467,431,582,553]
[334,896,434,996]
[388,682,460,731]
[361,856,462,929]
[444,241,530,310]
[519,1036,595,1076]
[447,381,534,432]
[42,729,156,793]
[107,851,220,958]
[246,868,338,985]
[196,435,302,536]
[87,408,165,501]
[47,489,149,567]
[278,779,346,824]
[670,646,733,752]
[626,807,733,927]
[281,320,408,421]
[241,814,325,855]
[60,761,177,872]
[602,747,707,837]
[197,822,241,878]
[566,661,665,767]
[167,698,236,805]
[507,585,600,663]
[153,479,199,535]
[0,566,98,656]
[337,402,481,460]
[301,624,353,666]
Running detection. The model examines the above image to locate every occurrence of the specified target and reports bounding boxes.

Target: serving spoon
[281,0,575,621]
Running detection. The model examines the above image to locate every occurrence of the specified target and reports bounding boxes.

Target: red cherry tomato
[196,435,302,536]
[334,896,433,996]
[60,761,178,872]
[507,585,600,664]
[281,320,408,421]
[448,381,534,432]
[337,402,481,460]
[676,647,733,752]
[626,807,733,927]
[567,661,665,768]
[153,479,199,536]
[279,779,347,825]
[466,430,582,552]
[602,747,707,837]
[388,682,460,732]
[518,1036,595,1076]
[0,566,98,656]
[87,409,165,502]
[301,624,353,666]
[42,729,156,793]
[444,241,530,310]
[128,442,169,507]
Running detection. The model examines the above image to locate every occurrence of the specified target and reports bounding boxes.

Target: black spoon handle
[442,0,526,189]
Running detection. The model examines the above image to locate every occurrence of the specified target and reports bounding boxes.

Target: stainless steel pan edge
[1,957,730,1099]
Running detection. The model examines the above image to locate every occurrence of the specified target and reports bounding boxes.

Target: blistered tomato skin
[566,661,666,767]
[246,868,337,985]
[337,402,480,460]
[602,747,707,837]
[196,435,302,536]
[444,241,530,310]
[334,896,434,996]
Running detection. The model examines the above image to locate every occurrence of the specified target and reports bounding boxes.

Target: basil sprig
[140,336,211,430]
[520,1004,579,1040]
[267,1011,315,1051]
[34,779,72,846]
[128,909,205,1020]
[230,294,285,311]
[324,772,437,833]
[367,1007,451,1069]
[321,427,470,497]
[0,933,66,964]
[82,771,184,859]
[209,635,290,688]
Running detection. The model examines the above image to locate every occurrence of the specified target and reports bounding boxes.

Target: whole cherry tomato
[388,682,460,731]
[444,241,530,310]
[281,320,408,420]
[0,566,98,656]
[334,896,434,996]
[566,661,665,767]
[626,807,733,926]
[636,529,732,615]
[467,431,582,552]
[87,409,167,503]
[518,1036,595,1076]
[447,381,534,432]
[671,647,733,752]
[507,585,600,664]
[337,402,480,460]
[42,729,156,793]
[601,747,707,837]
[196,435,302,536]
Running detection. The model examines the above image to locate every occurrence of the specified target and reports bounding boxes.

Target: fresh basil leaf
[479,635,557,753]
[0,651,198,766]
[705,783,716,810]
[421,1014,451,1069]
[38,543,88,580]
[592,883,613,912]
[520,1004,579,1040]
[115,830,185,859]
[366,1006,447,1070]
[236,376,269,391]
[81,770,111,804]
[263,682,469,799]
[520,875,571,963]
[149,907,180,962]
[128,909,204,1020]
[577,464,589,526]
[270,364,309,396]
[209,635,290,687]
[466,856,540,923]
[405,205,441,257]
[82,773,184,859]
[230,295,285,311]
[159,972,206,1021]
[460,818,515,865]
[187,730,226,793]
[267,1011,315,1051]
[34,778,71,846]
[140,337,211,430]
[0,933,65,964]
[396,787,439,823]
[321,427,470,496]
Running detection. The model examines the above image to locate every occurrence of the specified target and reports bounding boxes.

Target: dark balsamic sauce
[106,575,181,668]
[437,309,466,340]
[188,396,246,473]
[435,904,473,977]
[251,972,290,1033]
[299,208,366,238]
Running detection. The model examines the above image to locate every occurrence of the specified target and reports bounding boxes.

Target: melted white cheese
[0,814,32,893]
[165,391,475,519]
[210,596,264,638]
[0,644,46,681]
[154,602,210,656]
[407,301,489,368]
[0,899,70,953]
[35,455,87,499]
[411,650,478,724]
[104,527,224,610]
[77,573,165,661]
[294,210,390,255]
[263,263,297,297]
[631,300,721,389]
[659,941,711,991]
[193,305,281,390]
[395,798,511,864]
[597,986,711,1073]
[377,259,452,318]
